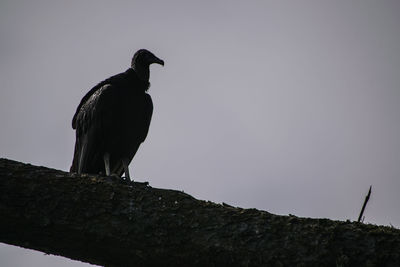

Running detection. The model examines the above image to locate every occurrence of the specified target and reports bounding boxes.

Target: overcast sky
[1,1,400,266]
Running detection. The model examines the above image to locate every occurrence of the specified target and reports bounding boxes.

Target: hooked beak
[150,53,164,66]
[154,57,164,66]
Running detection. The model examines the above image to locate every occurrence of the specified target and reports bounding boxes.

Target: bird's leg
[103,153,111,176]
[122,158,132,182]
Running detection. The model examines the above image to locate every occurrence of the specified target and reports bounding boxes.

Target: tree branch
[1,158,399,266]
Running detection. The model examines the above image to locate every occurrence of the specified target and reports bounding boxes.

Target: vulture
[70,49,164,181]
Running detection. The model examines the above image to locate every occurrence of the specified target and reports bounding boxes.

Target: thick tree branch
[0,158,399,266]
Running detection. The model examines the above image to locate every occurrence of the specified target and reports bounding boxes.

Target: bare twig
[357,185,372,223]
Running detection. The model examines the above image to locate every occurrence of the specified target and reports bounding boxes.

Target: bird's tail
[70,138,80,173]
[70,133,87,173]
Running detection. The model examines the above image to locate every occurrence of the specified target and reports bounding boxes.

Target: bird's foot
[139,181,150,186]
[121,176,150,187]
[110,173,120,178]
[122,175,134,183]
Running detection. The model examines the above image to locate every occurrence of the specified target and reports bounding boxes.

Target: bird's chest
[116,92,146,115]
[110,92,148,129]
[103,92,148,153]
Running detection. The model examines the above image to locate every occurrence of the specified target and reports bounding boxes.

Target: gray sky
[1,1,400,266]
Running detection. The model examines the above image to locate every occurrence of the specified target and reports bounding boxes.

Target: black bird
[70,49,164,180]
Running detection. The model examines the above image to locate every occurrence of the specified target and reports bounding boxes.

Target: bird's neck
[132,64,150,83]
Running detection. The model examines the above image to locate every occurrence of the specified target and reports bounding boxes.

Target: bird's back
[72,70,133,129]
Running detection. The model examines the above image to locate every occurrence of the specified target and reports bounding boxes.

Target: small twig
[357,185,372,223]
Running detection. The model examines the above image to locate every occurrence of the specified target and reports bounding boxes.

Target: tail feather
[70,133,88,174]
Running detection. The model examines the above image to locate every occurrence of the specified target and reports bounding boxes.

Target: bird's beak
[152,56,164,66]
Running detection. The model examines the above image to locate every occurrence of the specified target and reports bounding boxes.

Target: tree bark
[0,158,399,267]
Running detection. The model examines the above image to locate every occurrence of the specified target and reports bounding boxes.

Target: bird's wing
[72,71,128,129]
[70,84,116,174]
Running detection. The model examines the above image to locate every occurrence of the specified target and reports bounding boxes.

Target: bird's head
[131,49,164,83]
[131,49,164,69]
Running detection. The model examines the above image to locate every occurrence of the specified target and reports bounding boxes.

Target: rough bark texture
[0,158,399,267]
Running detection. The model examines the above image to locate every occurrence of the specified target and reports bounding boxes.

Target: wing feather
[70,84,115,174]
